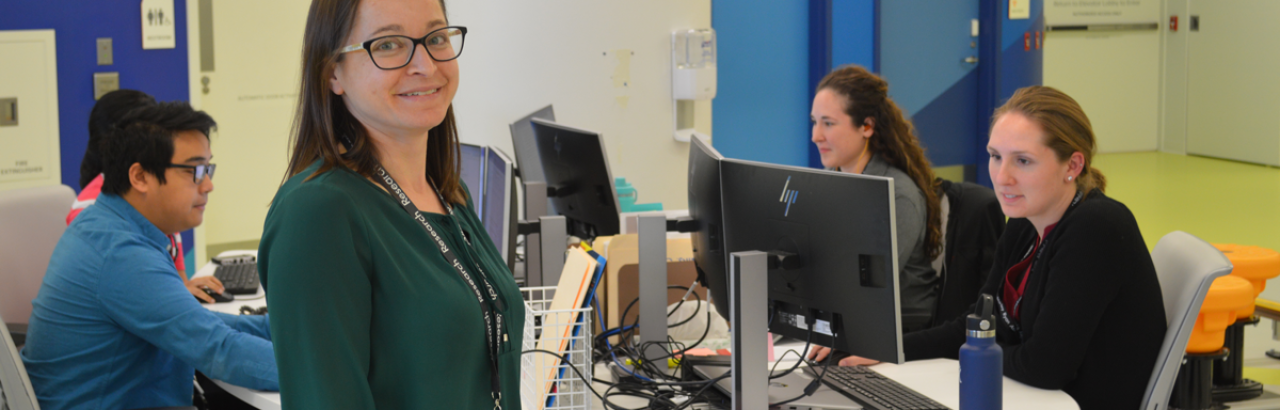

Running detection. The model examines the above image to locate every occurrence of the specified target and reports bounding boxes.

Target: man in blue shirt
[20,102,278,410]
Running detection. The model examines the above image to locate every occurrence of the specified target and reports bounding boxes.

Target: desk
[874,359,1076,410]
[198,257,1074,410]
[194,251,281,410]
[588,341,1078,410]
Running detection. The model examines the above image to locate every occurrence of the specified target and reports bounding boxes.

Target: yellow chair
[1210,244,1280,402]
[1186,276,1254,354]
[1170,276,1252,410]
[1214,244,1280,302]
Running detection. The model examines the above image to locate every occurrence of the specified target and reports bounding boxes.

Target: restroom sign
[141,0,176,49]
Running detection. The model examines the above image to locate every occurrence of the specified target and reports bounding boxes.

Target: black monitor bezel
[530,118,621,239]
[716,158,904,363]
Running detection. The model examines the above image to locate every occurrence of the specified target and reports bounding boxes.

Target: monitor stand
[637,213,668,361]
[522,180,553,286]
[635,214,703,362]
[516,212,566,288]
[730,251,770,410]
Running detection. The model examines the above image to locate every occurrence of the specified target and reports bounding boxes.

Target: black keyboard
[810,365,950,410]
[213,262,260,295]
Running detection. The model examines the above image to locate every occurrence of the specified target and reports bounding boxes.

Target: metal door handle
[963,56,978,64]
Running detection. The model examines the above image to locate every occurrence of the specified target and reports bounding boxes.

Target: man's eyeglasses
[336,26,467,70]
[167,164,216,184]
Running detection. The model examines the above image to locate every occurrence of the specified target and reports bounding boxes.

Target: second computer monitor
[687,135,730,320]
[530,118,621,239]
[483,147,518,270]
[508,105,556,185]
[459,143,485,203]
[719,159,903,364]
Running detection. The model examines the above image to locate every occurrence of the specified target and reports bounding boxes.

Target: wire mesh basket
[520,286,593,410]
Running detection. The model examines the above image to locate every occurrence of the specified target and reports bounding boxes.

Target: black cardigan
[903,190,1166,410]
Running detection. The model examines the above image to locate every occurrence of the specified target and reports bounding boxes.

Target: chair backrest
[0,185,74,326]
[0,310,39,410]
[930,179,1006,327]
[1141,231,1233,410]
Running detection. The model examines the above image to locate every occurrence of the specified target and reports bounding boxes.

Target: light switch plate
[97,38,113,65]
[0,97,16,126]
[94,72,120,100]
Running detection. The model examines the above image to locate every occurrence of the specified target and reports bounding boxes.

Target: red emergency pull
[1170,15,1179,31]
[1024,32,1031,51]
[1036,31,1042,50]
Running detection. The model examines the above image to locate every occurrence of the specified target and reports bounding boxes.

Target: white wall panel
[1185,0,1280,166]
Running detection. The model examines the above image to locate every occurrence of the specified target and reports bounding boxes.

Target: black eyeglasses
[337,26,468,70]
[167,163,216,183]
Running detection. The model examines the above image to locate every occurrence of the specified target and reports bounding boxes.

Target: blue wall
[712,0,876,168]
[975,0,1044,186]
[2,0,191,192]
[808,0,875,168]
[710,0,811,167]
[830,1,875,73]
[3,1,194,271]
[714,0,1041,184]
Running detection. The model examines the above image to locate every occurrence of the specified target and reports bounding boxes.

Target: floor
[1092,152,1280,407]
[1094,152,1280,256]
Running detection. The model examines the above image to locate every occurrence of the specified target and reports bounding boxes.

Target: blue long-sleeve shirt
[20,193,278,410]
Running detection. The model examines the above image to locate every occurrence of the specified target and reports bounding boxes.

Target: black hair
[82,89,158,188]
[99,101,217,196]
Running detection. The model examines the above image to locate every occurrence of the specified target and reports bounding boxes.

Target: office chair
[4,314,196,410]
[1141,231,1234,410]
[0,310,38,410]
[0,185,75,346]
[928,179,1005,327]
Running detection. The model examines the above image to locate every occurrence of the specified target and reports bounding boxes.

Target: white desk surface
[588,340,1077,410]
[873,359,1076,410]
[199,254,1074,410]
[194,251,281,410]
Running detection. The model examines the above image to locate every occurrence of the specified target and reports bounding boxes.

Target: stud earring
[1067,176,1074,182]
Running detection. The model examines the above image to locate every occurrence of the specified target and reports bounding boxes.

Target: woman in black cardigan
[814,86,1166,409]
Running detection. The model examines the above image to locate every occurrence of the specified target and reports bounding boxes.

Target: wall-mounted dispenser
[672,28,716,142]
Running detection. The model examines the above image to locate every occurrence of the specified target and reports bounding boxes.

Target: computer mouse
[196,287,235,304]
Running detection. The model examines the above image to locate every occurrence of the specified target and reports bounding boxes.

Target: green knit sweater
[259,161,525,409]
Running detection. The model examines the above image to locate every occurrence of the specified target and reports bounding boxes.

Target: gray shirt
[844,154,939,332]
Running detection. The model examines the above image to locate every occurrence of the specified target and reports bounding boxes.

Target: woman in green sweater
[258,0,524,409]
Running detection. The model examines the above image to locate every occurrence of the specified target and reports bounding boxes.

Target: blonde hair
[992,86,1106,196]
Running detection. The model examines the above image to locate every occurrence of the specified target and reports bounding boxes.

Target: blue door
[876,0,982,169]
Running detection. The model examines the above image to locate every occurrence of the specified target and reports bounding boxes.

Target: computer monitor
[686,135,730,320]
[530,118,621,239]
[459,143,486,207]
[482,147,518,271]
[715,159,903,363]
[508,105,555,185]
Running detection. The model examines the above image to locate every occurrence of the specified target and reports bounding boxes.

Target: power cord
[522,349,608,403]
[768,317,813,380]
[580,280,729,408]
[769,325,837,407]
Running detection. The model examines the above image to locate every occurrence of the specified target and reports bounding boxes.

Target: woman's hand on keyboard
[807,346,882,367]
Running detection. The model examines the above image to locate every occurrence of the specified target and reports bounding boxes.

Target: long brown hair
[286,0,466,205]
[992,86,1106,196]
[817,64,942,259]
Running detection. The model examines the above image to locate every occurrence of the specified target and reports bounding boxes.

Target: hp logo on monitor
[779,176,798,217]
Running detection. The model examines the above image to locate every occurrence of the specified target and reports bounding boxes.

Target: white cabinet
[0,30,60,192]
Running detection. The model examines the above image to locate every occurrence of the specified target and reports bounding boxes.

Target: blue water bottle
[960,294,1002,410]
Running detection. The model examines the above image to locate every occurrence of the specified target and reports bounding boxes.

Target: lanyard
[370,165,507,410]
[996,190,1084,337]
